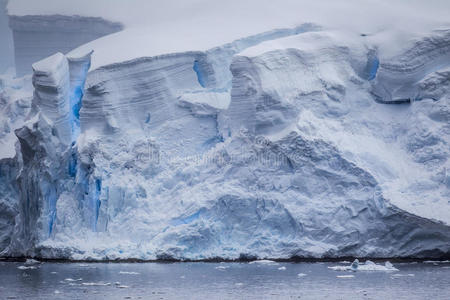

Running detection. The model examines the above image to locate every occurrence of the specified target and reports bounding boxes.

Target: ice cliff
[0,2,450,260]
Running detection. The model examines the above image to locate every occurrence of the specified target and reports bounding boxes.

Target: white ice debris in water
[424,260,450,264]
[215,266,229,270]
[297,273,307,277]
[78,264,89,267]
[278,266,286,270]
[117,285,130,288]
[119,271,140,275]
[54,290,61,294]
[17,266,37,270]
[328,259,398,272]
[24,259,40,266]
[384,261,394,269]
[51,272,57,274]
[249,260,278,265]
[64,278,82,282]
[391,274,415,278]
[337,275,355,278]
[82,282,111,286]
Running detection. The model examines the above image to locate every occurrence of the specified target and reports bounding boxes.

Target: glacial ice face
[31,53,72,145]
[67,51,93,140]
[0,73,32,253]
[0,51,92,256]
[371,30,450,103]
[0,26,449,260]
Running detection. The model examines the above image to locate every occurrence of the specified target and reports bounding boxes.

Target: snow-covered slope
[8,0,450,71]
[0,1,449,260]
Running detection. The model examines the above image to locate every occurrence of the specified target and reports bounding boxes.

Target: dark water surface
[0,260,449,299]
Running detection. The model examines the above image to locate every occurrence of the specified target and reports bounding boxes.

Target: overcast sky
[0,0,13,73]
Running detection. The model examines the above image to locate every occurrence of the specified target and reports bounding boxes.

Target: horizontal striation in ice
[32,53,72,145]
[371,29,450,103]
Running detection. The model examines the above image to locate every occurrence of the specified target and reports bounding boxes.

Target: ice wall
[31,53,72,145]
[0,73,32,254]
[371,30,450,103]
[0,51,92,256]
[1,25,449,260]
[67,51,93,140]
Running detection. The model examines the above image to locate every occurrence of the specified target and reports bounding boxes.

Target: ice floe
[328,259,398,272]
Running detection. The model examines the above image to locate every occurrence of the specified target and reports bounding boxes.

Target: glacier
[0,0,449,260]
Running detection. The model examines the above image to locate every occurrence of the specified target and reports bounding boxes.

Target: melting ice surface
[1,261,450,300]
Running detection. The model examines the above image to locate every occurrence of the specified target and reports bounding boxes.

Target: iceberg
[0,0,449,261]
[336,275,354,278]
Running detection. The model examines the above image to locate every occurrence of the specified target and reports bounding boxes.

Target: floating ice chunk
[358,261,398,271]
[297,273,307,277]
[424,260,450,264]
[24,259,40,266]
[82,282,111,286]
[278,266,286,270]
[119,271,140,275]
[54,290,61,294]
[215,266,229,270]
[17,266,37,270]
[117,285,130,288]
[78,264,89,267]
[328,259,398,271]
[391,273,415,278]
[327,265,349,271]
[64,278,82,282]
[351,259,359,271]
[249,260,278,265]
[337,275,355,278]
